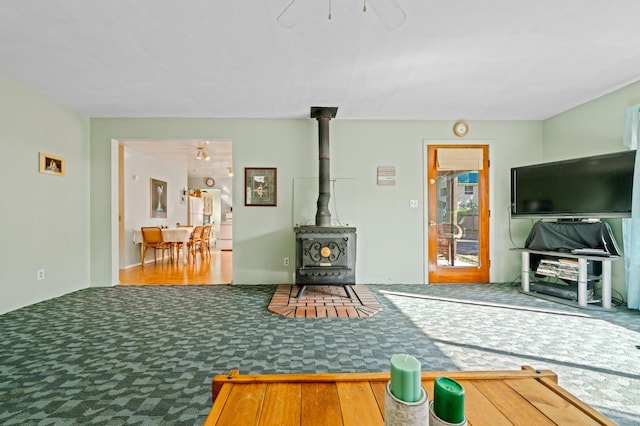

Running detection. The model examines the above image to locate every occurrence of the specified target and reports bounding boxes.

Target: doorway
[115,138,233,285]
[426,144,490,283]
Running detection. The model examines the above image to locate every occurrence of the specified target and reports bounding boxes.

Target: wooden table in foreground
[204,366,614,426]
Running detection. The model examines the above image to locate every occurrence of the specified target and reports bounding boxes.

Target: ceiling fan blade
[366,0,406,30]
[276,0,302,28]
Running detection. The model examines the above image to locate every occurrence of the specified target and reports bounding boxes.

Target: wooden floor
[119,249,232,285]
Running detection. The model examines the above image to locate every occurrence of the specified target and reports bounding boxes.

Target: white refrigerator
[188,196,204,226]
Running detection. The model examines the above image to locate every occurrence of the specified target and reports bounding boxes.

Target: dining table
[161,227,193,264]
[133,227,194,265]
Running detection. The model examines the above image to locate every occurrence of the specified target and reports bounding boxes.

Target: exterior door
[427,144,490,283]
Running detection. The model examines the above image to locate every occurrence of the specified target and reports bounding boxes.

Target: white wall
[122,146,188,268]
[0,76,90,314]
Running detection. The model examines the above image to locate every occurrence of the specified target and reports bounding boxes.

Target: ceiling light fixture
[195,147,211,161]
[277,0,406,30]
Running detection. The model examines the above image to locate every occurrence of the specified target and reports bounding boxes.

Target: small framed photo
[245,167,277,206]
[39,152,65,176]
[150,178,168,218]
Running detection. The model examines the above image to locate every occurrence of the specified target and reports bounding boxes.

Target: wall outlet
[37,269,45,280]
[410,199,419,208]
[283,257,290,267]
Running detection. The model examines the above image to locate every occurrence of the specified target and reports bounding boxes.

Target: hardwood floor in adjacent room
[119,250,232,285]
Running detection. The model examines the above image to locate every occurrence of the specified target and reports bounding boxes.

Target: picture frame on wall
[245,167,277,206]
[150,178,168,218]
[39,152,65,176]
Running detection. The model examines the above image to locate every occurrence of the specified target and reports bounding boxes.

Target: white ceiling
[3,0,640,121]
[3,1,640,173]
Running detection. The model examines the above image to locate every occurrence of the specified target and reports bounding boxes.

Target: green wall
[0,76,90,314]
[90,118,542,287]
[543,80,640,299]
[5,69,637,313]
[544,80,640,159]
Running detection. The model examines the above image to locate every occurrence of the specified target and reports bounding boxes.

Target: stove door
[300,237,351,269]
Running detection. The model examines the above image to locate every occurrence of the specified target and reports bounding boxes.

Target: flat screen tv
[511,150,636,219]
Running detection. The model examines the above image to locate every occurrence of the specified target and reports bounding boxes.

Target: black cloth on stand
[524,221,621,256]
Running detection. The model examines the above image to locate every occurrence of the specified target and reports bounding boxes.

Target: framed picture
[39,152,65,176]
[245,167,277,206]
[150,178,168,218]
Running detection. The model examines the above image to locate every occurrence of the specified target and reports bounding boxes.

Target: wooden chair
[201,225,213,257]
[171,233,188,264]
[187,226,204,262]
[438,222,463,264]
[140,227,171,267]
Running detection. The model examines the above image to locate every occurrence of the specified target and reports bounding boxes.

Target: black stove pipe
[310,107,337,227]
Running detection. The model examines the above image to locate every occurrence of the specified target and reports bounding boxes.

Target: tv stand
[514,249,619,309]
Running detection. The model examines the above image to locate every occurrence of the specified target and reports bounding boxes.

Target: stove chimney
[294,106,356,299]
[310,106,337,226]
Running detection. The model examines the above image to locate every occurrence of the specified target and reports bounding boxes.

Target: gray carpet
[1,283,639,425]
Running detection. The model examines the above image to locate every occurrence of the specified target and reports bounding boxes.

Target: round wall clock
[453,121,469,137]
[205,177,215,187]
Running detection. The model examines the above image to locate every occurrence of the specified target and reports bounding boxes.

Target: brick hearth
[267,284,382,318]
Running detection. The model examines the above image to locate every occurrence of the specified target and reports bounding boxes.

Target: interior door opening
[115,138,233,285]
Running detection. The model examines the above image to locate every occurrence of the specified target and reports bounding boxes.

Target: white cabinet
[220,222,232,251]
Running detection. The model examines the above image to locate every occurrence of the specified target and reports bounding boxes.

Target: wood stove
[294,225,357,298]
[294,107,357,298]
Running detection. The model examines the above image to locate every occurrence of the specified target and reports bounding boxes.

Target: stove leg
[296,285,307,299]
[344,285,354,299]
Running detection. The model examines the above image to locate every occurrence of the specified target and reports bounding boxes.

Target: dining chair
[201,225,213,257]
[187,226,204,262]
[140,227,171,267]
[437,222,463,265]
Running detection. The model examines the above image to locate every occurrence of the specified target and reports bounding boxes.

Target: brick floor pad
[268,284,383,318]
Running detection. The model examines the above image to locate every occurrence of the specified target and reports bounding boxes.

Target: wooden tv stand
[514,248,619,309]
